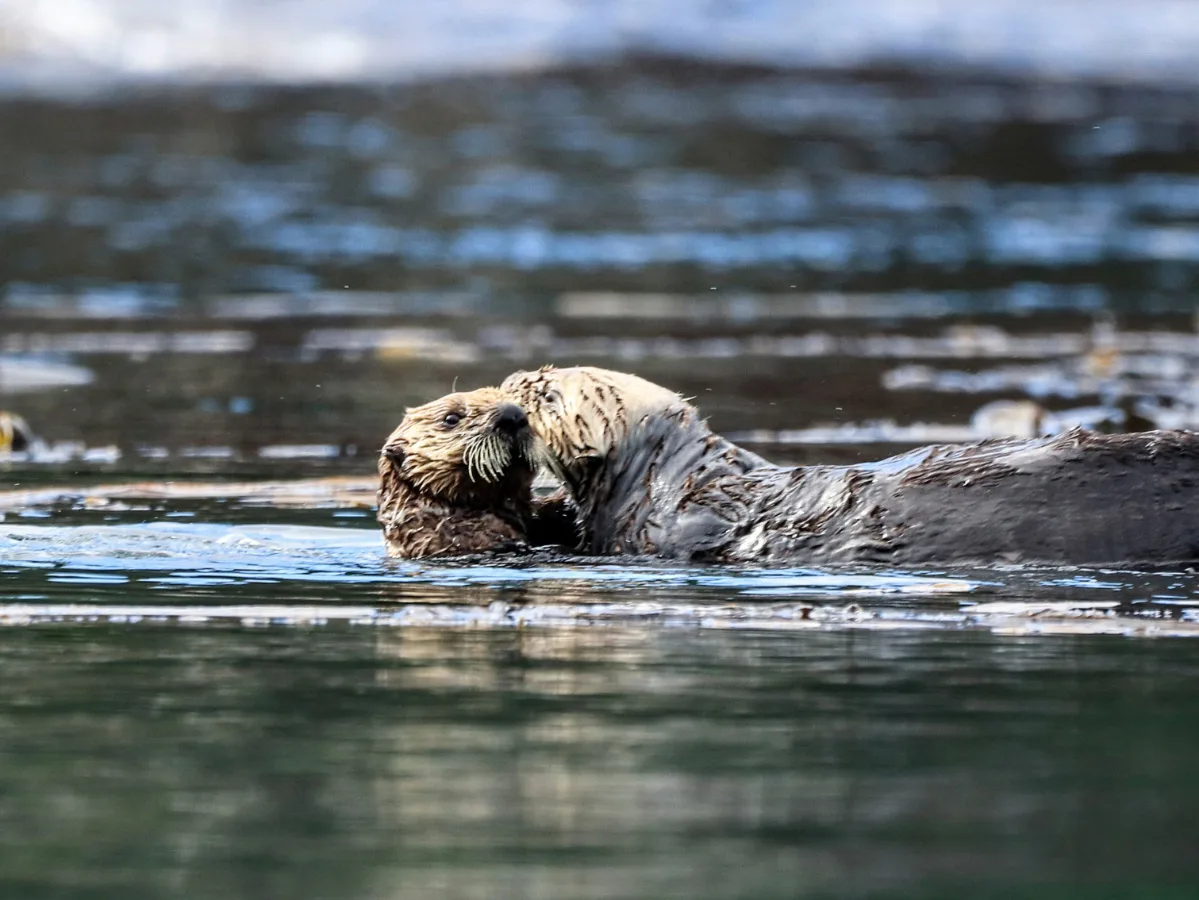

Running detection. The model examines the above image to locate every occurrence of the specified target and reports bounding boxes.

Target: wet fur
[377,388,538,558]
[502,365,1199,567]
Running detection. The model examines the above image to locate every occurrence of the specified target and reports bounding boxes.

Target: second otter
[502,365,1199,567]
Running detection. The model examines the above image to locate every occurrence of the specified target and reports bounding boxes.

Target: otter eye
[442,412,462,428]
[543,388,562,406]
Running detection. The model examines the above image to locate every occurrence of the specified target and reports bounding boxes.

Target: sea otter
[0,412,34,453]
[501,365,1199,567]
[376,387,577,558]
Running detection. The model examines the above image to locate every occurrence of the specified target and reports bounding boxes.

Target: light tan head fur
[378,387,536,509]
[500,366,687,486]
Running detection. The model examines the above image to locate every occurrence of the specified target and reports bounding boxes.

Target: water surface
[2,612,1198,899]
[4,53,1199,897]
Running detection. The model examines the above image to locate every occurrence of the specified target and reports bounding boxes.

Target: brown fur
[376,388,538,558]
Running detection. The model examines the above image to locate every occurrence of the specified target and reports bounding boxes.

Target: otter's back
[871,428,1199,566]
[703,428,1199,566]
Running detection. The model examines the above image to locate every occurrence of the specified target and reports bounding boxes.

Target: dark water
[5,59,1199,896]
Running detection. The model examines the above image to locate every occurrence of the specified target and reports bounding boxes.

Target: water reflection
[0,624,1197,897]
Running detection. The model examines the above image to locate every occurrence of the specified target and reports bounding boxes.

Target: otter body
[502,366,1199,567]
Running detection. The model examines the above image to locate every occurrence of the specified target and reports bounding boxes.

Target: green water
[0,506,1194,898]
[0,623,1195,899]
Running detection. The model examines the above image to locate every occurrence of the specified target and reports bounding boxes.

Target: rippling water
[4,43,1199,895]
[6,62,1199,457]
[3,589,1199,898]
[3,506,1199,637]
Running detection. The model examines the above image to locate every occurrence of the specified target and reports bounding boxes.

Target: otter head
[378,387,536,508]
[500,365,687,496]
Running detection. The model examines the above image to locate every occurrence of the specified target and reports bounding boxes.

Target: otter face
[501,366,684,489]
[379,387,535,506]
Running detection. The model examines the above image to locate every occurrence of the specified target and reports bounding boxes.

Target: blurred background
[4,0,1199,475]
[6,7,1199,900]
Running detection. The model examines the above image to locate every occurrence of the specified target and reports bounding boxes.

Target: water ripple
[0,521,1197,636]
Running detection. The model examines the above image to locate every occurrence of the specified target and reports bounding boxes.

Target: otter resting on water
[501,365,1199,567]
[376,387,577,558]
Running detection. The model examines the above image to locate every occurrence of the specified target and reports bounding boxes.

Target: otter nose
[493,403,528,434]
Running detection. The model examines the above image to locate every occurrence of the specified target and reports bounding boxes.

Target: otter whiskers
[462,437,506,483]
[462,431,529,484]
